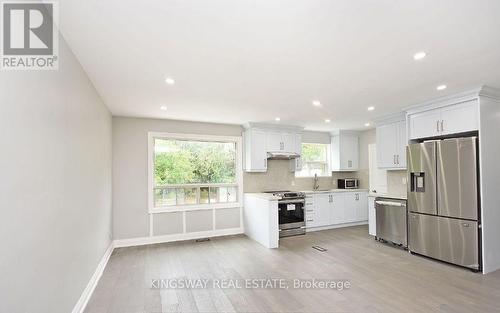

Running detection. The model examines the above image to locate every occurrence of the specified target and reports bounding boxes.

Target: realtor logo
[1,1,59,70]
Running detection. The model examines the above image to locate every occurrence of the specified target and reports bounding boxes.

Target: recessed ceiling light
[312,100,321,107]
[367,106,375,111]
[160,105,167,111]
[364,123,371,127]
[436,84,447,91]
[275,117,281,122]
[325,119,331,123]
[413,51,426,60]
[165,77,175,85]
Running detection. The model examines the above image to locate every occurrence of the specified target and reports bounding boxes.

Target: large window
[149,133,241,210]
[296,143,331,177]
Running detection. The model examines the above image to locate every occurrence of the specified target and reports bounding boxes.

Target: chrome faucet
[313,173,320,191]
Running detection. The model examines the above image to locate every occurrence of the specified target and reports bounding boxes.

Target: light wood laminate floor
[85,226,500,313]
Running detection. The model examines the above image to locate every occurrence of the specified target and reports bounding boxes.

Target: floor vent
[195,238,210,243]
[312,246,327,252]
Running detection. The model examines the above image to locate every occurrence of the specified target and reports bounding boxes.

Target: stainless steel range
[265,191,306,237]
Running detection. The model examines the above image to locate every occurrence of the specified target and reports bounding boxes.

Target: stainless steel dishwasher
[375,197,408,247]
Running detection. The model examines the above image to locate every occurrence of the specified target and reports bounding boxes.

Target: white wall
[0,36,112,313]
[112,117,242,239]
[479,96,500,274]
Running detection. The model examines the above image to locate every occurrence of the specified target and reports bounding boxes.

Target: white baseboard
[71,241,114,313]
[306,221,368,233]
[72,228,244,313]
[113,227,244,248]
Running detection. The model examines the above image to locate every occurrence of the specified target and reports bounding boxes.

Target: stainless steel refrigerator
[407,137,480,271]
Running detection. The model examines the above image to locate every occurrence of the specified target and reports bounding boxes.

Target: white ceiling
[58,0,500,131]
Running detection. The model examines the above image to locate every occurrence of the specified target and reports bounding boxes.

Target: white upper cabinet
[243,129,267,172]
[291,133,303,172]
[408,109,442,139]
[408,99,479,140]
[376,123,398,168]
[266,131,283,152]
[331,131,359,171]
[281,132,296,153]
[266,131,297,153]
[376,120,406,169]
[439,100,479,135]
[397,121,407,168]
[243,123,303,172]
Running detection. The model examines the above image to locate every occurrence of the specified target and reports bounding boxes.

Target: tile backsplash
[386,170,407,196]
[243,159,370,192]
[243,159,406,194]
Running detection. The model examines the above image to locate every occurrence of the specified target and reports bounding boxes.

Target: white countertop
[244,189,370,200]
[302,189,369,194]
[244,193,280,201]
[369,192,407,200]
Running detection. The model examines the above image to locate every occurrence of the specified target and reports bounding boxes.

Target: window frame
[148,132,243,213]
[295,142,332,177]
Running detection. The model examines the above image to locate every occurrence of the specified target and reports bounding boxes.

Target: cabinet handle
[396,155,399,165]
[436,121,440,133]
[264,159,267,168]
[393,155,396,165]
[440,120,444,132]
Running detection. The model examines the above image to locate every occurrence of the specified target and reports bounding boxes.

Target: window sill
[150,202,242,214]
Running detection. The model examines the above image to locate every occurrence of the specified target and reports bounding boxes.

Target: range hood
[267,152,300,160]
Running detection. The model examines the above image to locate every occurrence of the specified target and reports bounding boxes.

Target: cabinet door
[266,131,282,152]
[376,123,398,168]
[313,194,331,227]
[409,109,441,139]
[355,193,368,221]
[294,133,302,154]
[343,193,358,223]
[330,193,345,224]
[304,196,315,227]
[281,132,295,153]
[341,134,359,170]
[294,133,302,171]
[368,196,376,236]
[396,121,407,168]
[440,100,479,135]
[246,130,267,171]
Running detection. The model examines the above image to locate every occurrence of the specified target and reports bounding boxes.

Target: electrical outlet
[402,177,407,185]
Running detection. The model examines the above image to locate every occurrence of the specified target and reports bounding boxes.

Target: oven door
[278,199,305,228]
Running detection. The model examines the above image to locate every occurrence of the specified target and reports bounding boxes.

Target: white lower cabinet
[343,193,358,223]
[312,193,331,227]
[304,195,315,227]
[355,192,368,221]
[330,193,345,224]
[368,196,376,236]
[306,191,368,230]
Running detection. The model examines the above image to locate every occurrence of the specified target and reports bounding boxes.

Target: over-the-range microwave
[337,178,359,189]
